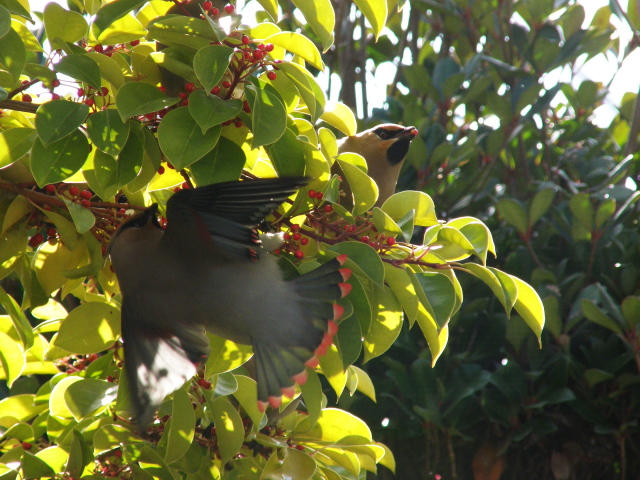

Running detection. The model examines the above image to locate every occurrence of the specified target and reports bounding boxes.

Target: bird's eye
[375,128,391,140]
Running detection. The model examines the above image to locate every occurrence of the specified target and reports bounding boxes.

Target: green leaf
[581,299,622,334]
[621,296,640,329]
[54,54,102,90]
[163,388,195,464]
[353,0,387,40]
[320,101,356,136]
[54,302,121,354]
[22,452,56,479]
[278,62,323,121]
[291,0,334,52]
[294,408,372,443]
[319,344,346,397]
[414,272,456,328]
[65,430,93,479]
[529,188,555,227]
[193,44,233,92]
[595,198,616,229]
[0,0,32,21]
[232,375,265,429]
[497,197,528,234]
[205,336,253,376]
[83,149,118,201]
[245,83,287,149]
[190,136,245,186]
[512,275,545,344]
[371,208,403,236]
[115,126,144,187]
[115,81,180,122]
[0,394,46,422]
[262,448,317,480]
[64,378,118,421]
[86,52,126,89]
[93,0,147,36]
[147,15,218,49]
[264,127,306,177]
[337,160,378,215]
[488,267,518,316]
[86,109,131,156]
[43,2,88,44]
[0,127,36,168]
[328,241,384,287]
[363,285,402,362]
[157,107,220,170]
[210,397,244,464]
[569,192,594,230]
[188,90,242,134]
[255,0,278,20]
[0,330,25,387]
[265,31,324,70]
[382,190,438,227]
[0,27,26,81]
[94,14,146,45]
[62,198,96,234]
[30,130,90,188]
[35,100,89,146]
[0,5,10,38]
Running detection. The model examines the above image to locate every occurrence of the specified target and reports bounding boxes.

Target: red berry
[77,88,85,97]
[265,43,274,52]
[81,199,91,208]
[167,163,175,169]
[94,44,103,52]
[101,87,109,96]
[315,192,323,200]
[51,93,60,100]
[69,186,79,196]
[80,190,92,200]
[185,82,197,92]
[52,79,61,88]
[300,237,309,245]
[243,50,252,60]
[130,39,140,46]
[267,71,277,80]
[47,228,56,237]
[283,233,291,240]
[29,233,44,248]
[243,100,251,112]
[44,184,56,194]
[118,208,126,214]
[158,166,165,174]
[211,7,219,15]
[324,204,333,213]
[308,190,316,198]
[114,450,122,458]
[107,375,114,382]
[242,35,250,45]
[222,80,231,88]
[198,378,211,389]
[85,99,94,106]
[224,4,234,13]
[296,445,304,451]
[290,224,300,232]
[386,237,396,246]
[294,250,304,259]
[360,236,369,243]
[21,94,32,102]
[182,99,189,106]
[257,43,266,51]
[253,50,264,61]
[159,85,167,93]
[178,91,187,99]
[273,249,281,255]
[203,1,212,10]
[182,182,190,189]
[293,233,301,241]
[21,442,32,450]
[211,86,220,95]
[234,118,243,128]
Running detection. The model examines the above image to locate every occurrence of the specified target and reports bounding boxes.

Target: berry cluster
[94,449,127,477]
[55,353,100,374]
[89,39,140,57]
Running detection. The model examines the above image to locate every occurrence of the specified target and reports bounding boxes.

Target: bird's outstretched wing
[161,177,308,260]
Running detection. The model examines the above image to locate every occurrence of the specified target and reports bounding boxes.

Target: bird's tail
[252,254,352,411]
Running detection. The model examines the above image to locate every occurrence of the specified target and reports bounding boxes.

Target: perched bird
[107,177,352,427]
[334,124,418,209]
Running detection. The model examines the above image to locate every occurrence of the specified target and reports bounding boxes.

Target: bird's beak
[398,126,418,139]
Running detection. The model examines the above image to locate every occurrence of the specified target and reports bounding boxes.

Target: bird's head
[106,204,162,260]
[338,124,418,167]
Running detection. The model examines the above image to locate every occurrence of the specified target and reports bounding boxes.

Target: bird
[334,124,418,209]
[106,177,352,427]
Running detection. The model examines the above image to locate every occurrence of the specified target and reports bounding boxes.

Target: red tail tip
[339,283,352,298]
[339,268,352,282]
[333,303,345,320]
[269,396,282,409]
[315,343,329,357]
[281,385,296,398]
[327,319,339,336]
[293,370,308,385]
[257,400,268,412]
[305,356,319,369]
[336,254,348,265]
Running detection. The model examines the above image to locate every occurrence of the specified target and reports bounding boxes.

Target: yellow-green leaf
[43,3,88,44]
[291,0,334,52]
[512,275,545,345]
[265,31,324,70]
[54,302,121,354]
[353,0,387,40]
[363,285,402,362]
[382,190,438,226]
[320,102,356,136]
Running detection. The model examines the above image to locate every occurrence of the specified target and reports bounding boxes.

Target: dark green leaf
[193,44,233,92]
[190,136,245,185]
[86,109,131,156]
[115,81,180,122]
[0,127,36,168]
[30,130,90,187]
[264,128,306,177]
[54,54,102,90]
[245,83,286,149]
[188,90,242,133]
[35,100,89,146]
[0,27,26,81]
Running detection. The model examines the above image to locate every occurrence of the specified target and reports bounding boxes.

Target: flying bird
[107,177,352,427]
[334,124,418,209]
